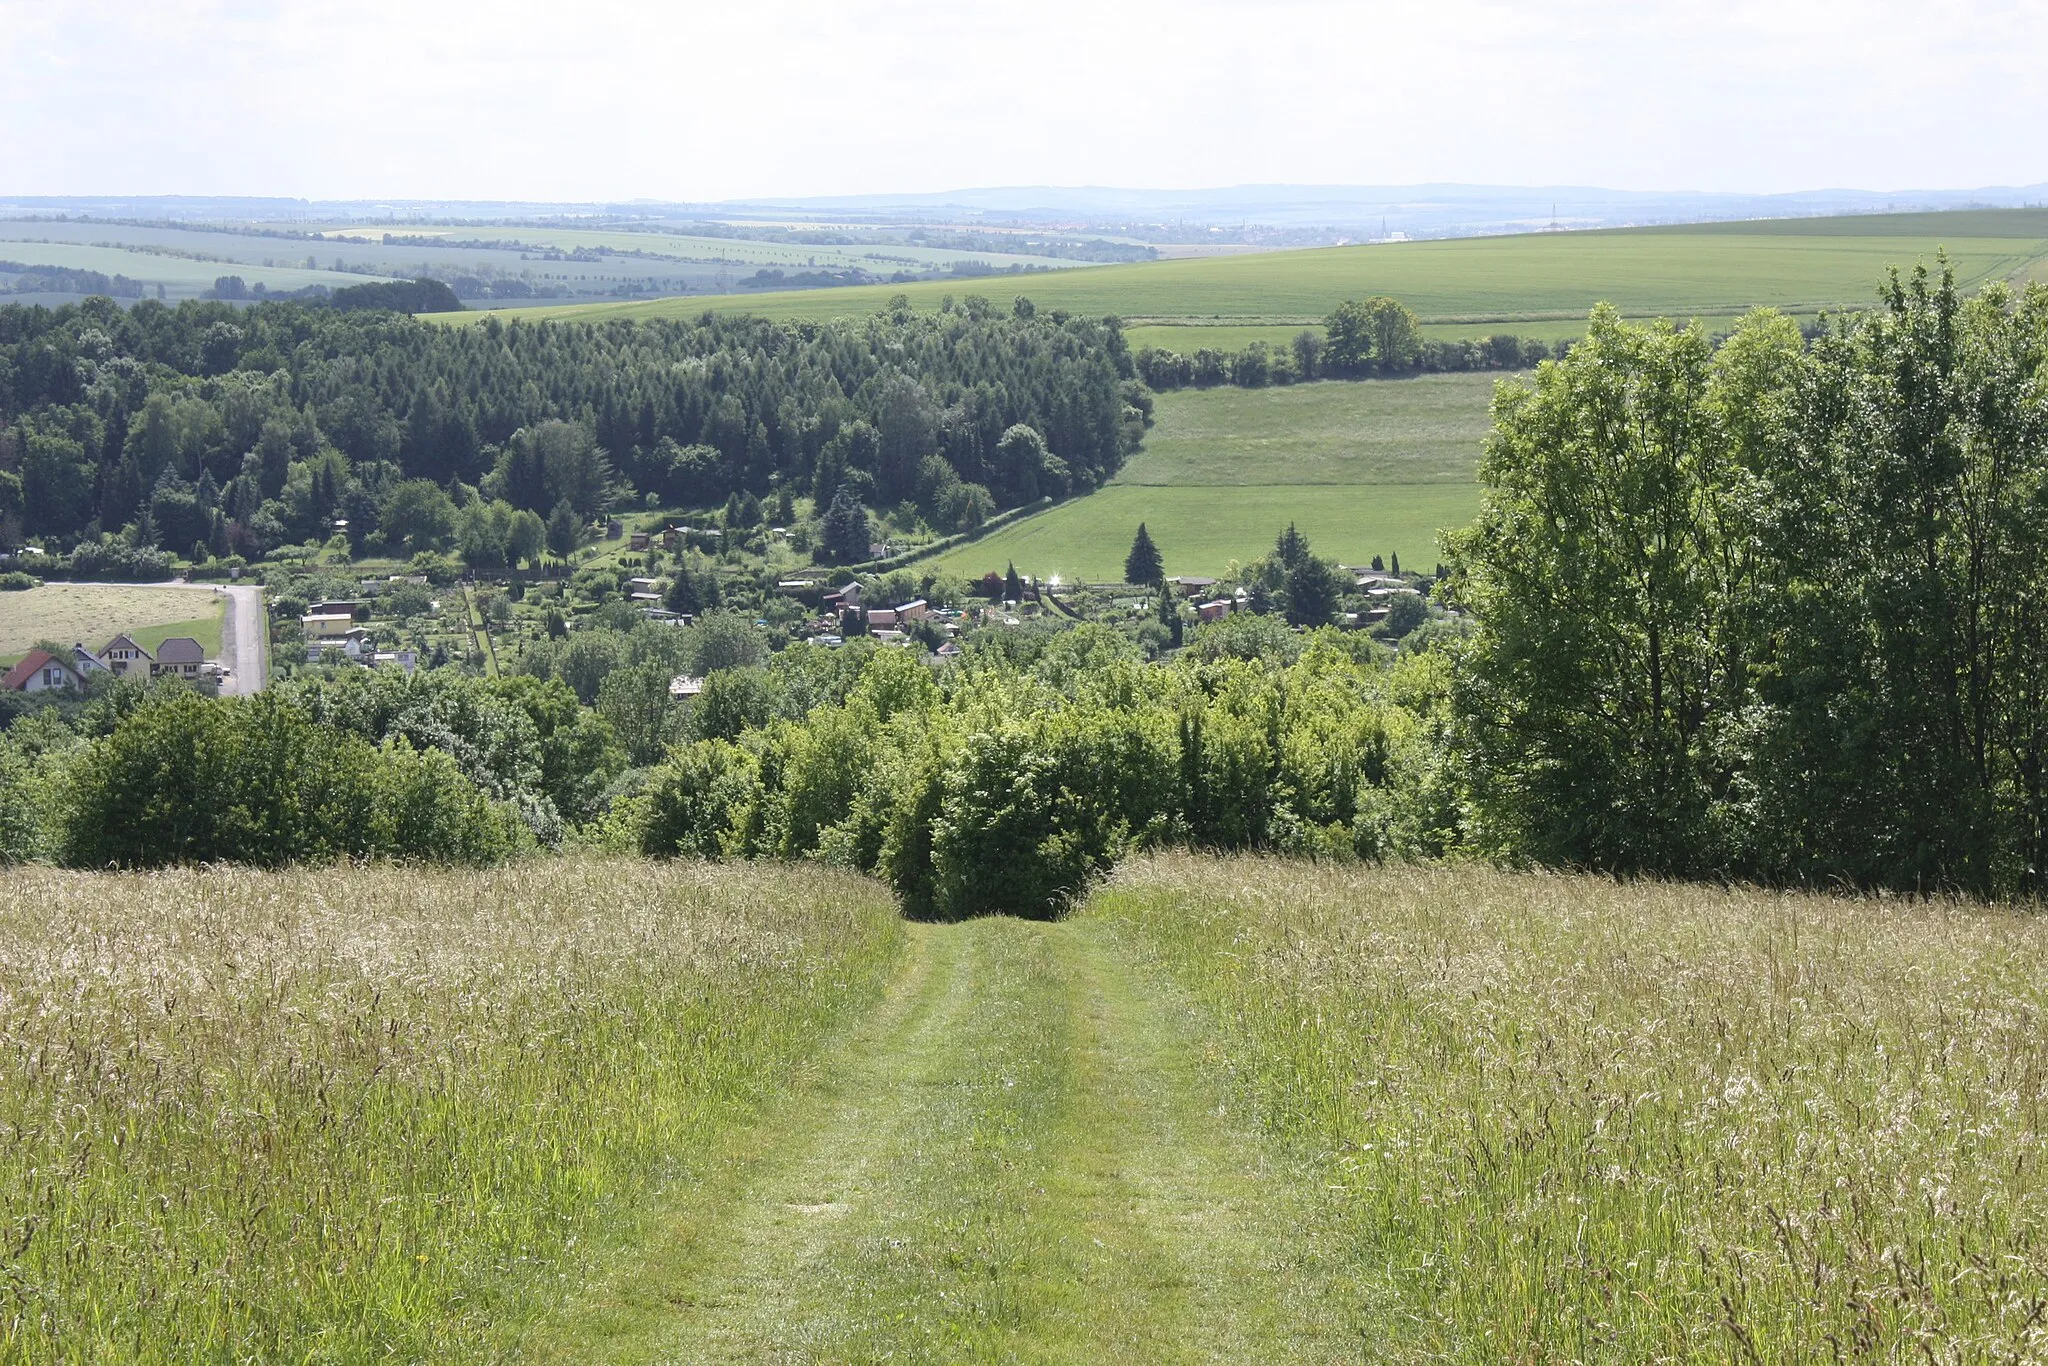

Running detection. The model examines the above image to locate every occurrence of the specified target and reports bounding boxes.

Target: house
[936,641,962,659]
[395,650,418,674]
[307,600,362,618]
[629,577,659,592]
[629,531,651,551]
[154,637,206,679]
[866,607,899,629]
[97,632,154,677]
[1170,575,1219,598]
[606,519,625,540]
[71,644,110,678]
[1197,599,1233,623]
[669,675,706,698]
[823,581,864,611]
[871,628,908,645]
[895,598,929,622]
[631,592,663,605]
[302,612,355,640]
[342,628,376,660]
[2,650,82,693]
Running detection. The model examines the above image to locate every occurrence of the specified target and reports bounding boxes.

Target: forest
[0,292,1141,560]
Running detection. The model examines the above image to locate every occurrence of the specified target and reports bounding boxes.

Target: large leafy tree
[1448,306,1756,874]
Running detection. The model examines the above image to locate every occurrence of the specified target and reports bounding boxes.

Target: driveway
[216,583,267,695]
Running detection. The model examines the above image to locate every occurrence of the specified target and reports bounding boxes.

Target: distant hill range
[4,184,2047,243]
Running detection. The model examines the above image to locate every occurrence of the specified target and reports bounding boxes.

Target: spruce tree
[1275,522,1311,572]
[1124,522,1164,586]
[1004,562,1024,603]
[820,488,871,564]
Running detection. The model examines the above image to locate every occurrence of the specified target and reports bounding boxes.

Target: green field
[448,208,2048,330]
[1120,374,1502,485]
[0,582,225,666]
[296,222,1092,274]
[0,238,396,299]
[927,376,1499,581]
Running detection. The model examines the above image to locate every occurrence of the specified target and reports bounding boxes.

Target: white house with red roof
[2,650,83,693]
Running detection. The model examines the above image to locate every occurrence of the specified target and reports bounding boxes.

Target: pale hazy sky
[3,0,2045,202]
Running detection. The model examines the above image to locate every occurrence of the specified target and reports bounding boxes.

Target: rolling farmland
[928,376,1501,581]
[448,208,2048,332]
[0,218,1095,306]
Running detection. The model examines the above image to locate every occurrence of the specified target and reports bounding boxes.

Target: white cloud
[0,0,2043,199]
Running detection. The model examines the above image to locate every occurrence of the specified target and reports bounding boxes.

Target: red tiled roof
[2,650,56,691]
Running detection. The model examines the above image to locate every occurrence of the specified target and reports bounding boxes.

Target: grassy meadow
[448,208,2048,330]
[14,852,2048,1358]
[0,582,226,666]
[1095,856,2048,1359]
[929,377,1498,580]
[0,859,902,1361]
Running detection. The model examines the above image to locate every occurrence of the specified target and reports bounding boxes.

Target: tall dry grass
[0,858,901,1361]
[1094,855,2048,1359]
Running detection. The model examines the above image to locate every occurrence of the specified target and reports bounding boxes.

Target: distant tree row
[1135,305,1561,392]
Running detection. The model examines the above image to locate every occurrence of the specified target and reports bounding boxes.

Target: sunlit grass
[1092,855,2048,1359]
[0,858,902,1361]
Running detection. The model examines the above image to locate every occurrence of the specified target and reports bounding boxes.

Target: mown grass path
[525,917,1373,1363]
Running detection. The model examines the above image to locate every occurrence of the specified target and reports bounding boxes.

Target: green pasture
[1119,374,1502,486]
[927,483,1476,583]
[446,208,2048,330]
[926,377,1498,580]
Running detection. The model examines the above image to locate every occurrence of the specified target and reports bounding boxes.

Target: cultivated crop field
[0,582,225,666]
[0,859,902,1360]
[1097,856,2048,1359]
[455,208,2048,331]
[930,376,1499,580]
[292,221,1093,274]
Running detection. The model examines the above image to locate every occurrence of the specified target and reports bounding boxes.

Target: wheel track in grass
[522,916,1377,1363]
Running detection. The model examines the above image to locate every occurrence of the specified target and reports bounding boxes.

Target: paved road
[217,584,266,695]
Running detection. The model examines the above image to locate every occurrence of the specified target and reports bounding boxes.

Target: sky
[3,0,2046,202]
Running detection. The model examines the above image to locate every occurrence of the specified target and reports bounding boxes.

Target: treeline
[1,263,148,299]
[0,293,1142,557]
[1453,267,2048,898]
[1135,297,1562,392]
[628,627,1455,917]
